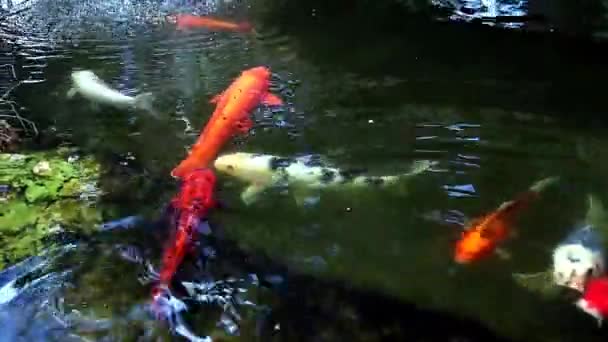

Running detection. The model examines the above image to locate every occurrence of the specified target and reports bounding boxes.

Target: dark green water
[2,0,608,341]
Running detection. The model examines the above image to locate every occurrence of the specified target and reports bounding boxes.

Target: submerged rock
[0,148,103,269]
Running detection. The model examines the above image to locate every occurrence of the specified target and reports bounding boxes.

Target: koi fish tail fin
[586,193,608,232]
[134,92,158,116]
[392,159,437,185]
[237,22,253,32]
[406,160,437,177]
[528,176,560,194]
[498,176,559,217]
[172,160,197,180]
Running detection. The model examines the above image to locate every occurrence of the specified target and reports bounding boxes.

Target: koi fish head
[244,66,271,81]
[454,230,494,264]
[552,242,604,292]
[214,152,274,184]
[454,217,508,264]
[71,70,98,84]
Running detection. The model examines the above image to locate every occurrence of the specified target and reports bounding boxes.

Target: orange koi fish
[454,176,558,264]
[171,66,283,179]
[172,14,253,32]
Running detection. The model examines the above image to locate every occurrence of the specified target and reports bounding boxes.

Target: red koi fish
[576,276,608,326]
[171,66,283,179]
[171,14,253,32]
[454,176,558,264]
[153,168,217,295]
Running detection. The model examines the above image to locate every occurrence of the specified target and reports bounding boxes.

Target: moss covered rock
[0,148,103,269]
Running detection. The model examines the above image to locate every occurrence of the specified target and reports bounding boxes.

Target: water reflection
[1,0,608,341]
[432,0,530,29]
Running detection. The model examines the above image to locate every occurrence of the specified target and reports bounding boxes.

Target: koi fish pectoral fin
[234,117,254,133]
[66,87,78,99]
[512,269,560,299]
[261,92,283,106]
[210,93,224,104]
[495,247,512,260]
[241,183,269,205]
[292,188,320,207]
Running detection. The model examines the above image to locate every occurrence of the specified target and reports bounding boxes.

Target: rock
[0,148,103,270]
[32,160,52,176]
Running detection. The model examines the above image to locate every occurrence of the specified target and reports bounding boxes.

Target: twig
[0,76,38,136]
[0,64,17,80]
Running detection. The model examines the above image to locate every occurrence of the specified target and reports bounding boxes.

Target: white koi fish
[513,194,607,295]
[213,152,436,205]
[67,70,156,114]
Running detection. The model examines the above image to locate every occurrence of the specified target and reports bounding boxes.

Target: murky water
[2,0,608,341]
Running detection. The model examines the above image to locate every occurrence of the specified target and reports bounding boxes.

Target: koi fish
[171,66,283,179]
[170,14,253,32]
[213,152,437,205]
[454,176,559,264]
[513,194,608,295]
[67,70,156,114]
[576,276,608,327]
[153,168,218,294]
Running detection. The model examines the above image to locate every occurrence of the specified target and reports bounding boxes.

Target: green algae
[0,148,103,270]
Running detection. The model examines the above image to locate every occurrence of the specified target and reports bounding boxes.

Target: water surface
[2,0,608,341]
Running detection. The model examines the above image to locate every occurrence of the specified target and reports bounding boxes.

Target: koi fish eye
[567,252,581,263]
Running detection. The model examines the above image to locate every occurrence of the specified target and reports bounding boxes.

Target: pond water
[2,0,608,341]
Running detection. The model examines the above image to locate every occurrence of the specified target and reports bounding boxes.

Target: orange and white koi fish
[170,14,253,32]
[171,66,283,179]
[454,176,559,264]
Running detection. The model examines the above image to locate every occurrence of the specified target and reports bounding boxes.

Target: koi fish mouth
[453,252,474,264]
[567,276,587,292]
[557,269,591,293]
[575,298,603,325]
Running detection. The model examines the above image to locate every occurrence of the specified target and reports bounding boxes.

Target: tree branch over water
[0,63,38,137]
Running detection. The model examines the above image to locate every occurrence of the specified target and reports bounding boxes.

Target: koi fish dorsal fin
[210,93,224,104]
[261,92,283,106]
